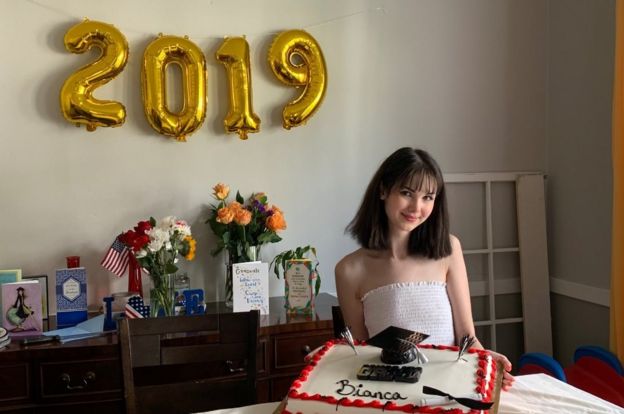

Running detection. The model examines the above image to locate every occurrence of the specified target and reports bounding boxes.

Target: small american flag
[125,295,150,319]
[101,236,130,277]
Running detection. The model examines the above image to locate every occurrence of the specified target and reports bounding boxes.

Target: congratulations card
[232,261,269,315]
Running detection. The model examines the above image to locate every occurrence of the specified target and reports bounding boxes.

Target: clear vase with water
[149,273,175,317]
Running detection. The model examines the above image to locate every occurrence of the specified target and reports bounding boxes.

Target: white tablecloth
[200,374,624,414]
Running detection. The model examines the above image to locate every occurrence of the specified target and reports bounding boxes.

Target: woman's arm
[335,257,368,340]
[446,235,514,390]
[446,235,477,342]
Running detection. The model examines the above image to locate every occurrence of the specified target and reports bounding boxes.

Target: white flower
[174,220,191,239]
[147,227,170,252]
[136,249,147,258]
[159,216,177,230]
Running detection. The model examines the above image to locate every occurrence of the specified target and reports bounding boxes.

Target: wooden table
[0,293,338,412]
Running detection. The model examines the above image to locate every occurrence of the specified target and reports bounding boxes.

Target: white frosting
[284,342,495,414]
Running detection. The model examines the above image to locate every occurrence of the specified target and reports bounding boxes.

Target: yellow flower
[216,206,235,224]
[234,208,252,226]
[213,183,230,200]
[266,211,287,232]
[184,236,196,260]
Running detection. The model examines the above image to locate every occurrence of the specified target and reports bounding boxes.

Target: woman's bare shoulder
[449,234,463,253]
[335,248,368,280]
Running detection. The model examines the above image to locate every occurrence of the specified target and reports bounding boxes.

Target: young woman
[335,147,514,390]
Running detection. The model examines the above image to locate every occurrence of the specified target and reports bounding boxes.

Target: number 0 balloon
[141,35,207,142]
[267,30,327,130]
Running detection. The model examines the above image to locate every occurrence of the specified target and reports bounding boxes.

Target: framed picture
[24,274,48,320]
[0,269,21,285]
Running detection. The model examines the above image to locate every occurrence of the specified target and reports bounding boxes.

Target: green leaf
[315,273,321,296]
[149,217,157,227]
[236,191,244,204]
[166,263,178,274]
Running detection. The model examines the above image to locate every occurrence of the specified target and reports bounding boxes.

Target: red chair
[564,346,624,407]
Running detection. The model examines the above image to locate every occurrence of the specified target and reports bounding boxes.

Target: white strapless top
[361,281,455,346]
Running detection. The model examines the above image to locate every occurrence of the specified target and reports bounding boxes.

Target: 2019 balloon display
[267,30,327,130]
[60,19,129,131]
[216,37,260,140]
[141,35,207,142]
[60,22,328,139]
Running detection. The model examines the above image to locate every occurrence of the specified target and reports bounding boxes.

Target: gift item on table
[44,314,115,344]
[55,267,88,327]
[1,280,43,337]
[66,256,80,268]
[179,289,205,315]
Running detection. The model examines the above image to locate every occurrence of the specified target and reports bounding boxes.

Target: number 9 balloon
[142,34,207,142]
[268,30,327,130]
[60,19,129,131]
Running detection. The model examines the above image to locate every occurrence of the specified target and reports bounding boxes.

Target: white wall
[0,0,549,314]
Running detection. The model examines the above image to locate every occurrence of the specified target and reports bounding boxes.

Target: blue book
[55,268,87,327]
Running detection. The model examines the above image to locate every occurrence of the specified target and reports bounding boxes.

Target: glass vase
[149,273,175,317]
[224,245,259,308]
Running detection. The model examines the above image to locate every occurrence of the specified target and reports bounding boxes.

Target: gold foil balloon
[216,37,260,140]
[267,30,327,130]
[141,35,207,141]
[60,19,129,131]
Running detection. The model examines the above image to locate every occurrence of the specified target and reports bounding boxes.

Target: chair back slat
[161,341,247,365]
[134,377,251,413]
[120,311,259,414]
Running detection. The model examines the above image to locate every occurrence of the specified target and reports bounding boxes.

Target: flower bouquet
[119,216,196,317]
[207,183,287,305]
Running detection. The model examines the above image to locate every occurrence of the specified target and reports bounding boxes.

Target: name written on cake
[335,379,407,401]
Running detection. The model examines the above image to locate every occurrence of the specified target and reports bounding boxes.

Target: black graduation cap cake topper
[367,326,430,365]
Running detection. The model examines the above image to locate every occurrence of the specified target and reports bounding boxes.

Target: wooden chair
[119,311,259,414]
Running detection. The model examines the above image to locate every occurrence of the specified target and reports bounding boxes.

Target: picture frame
[24,274,48,320]
[0,269,22,285]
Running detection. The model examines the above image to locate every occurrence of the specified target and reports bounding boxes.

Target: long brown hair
[346,147,451,259]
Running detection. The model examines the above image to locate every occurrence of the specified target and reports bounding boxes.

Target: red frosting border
[284,339,495,414]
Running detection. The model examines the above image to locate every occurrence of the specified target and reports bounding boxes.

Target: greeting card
[284,259,315,314]
[1,280,43,336]
[56,267,88,327]
[232,261,269,315]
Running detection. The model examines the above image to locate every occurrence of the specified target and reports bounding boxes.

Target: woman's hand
[489,350,515,391]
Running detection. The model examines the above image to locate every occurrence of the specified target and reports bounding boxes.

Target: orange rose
[216,206,235,224]
[228,201,243,211]
[234,208,252,226]
[271,205,283,215]
[213,183,230,200]
[266,211,287,232]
